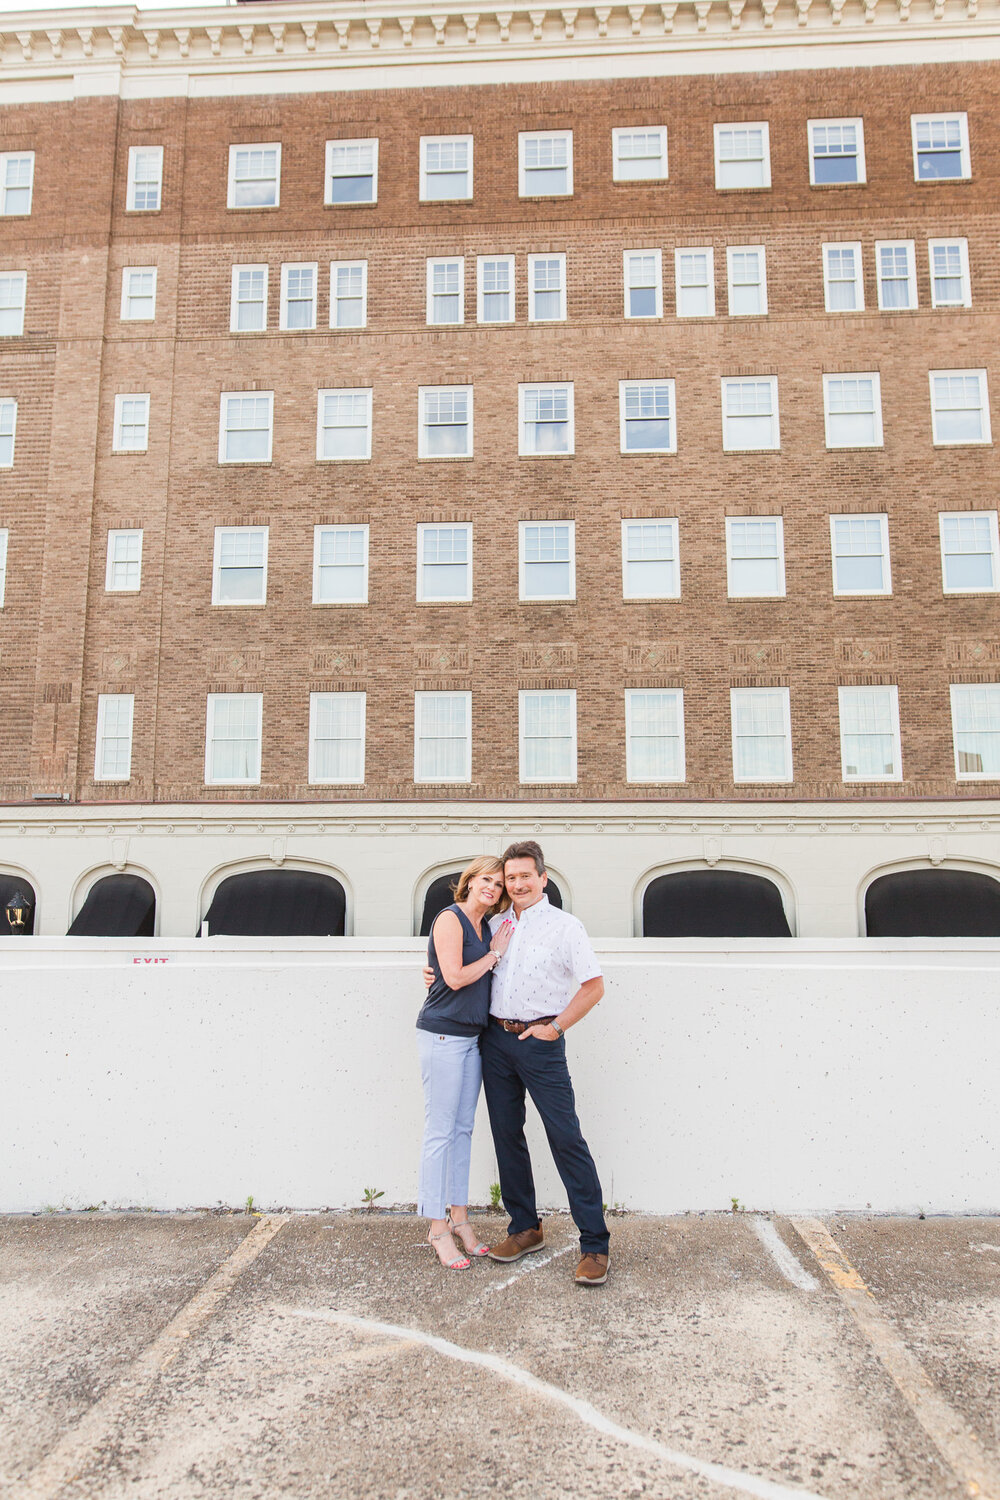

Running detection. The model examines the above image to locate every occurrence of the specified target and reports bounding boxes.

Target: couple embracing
[415,840,610,1286]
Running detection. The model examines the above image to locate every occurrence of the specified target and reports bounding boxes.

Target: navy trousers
[480,1023,609,1255]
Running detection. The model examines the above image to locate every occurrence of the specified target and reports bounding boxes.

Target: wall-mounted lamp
[5,891,33,933]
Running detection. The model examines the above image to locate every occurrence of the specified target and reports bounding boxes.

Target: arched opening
[418,870,563,937]
[865,868,1000,937]
[0,874,36,935]
[201,869,347,937]
[642,869,791,937]
[68,874,156,937]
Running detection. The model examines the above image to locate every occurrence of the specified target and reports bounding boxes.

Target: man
[482,840,610,1286]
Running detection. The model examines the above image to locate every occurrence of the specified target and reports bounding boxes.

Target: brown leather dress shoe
[487,1225,544,1263]
[575,1253,609,1286]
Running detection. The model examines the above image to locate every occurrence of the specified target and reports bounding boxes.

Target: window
[112,394,149,452]
[280,263,317,330]
[929,370,990,445]
[420,136,472,201]
[418,386,473,459]
[726,246,767,316]
[951,684,1000,779]
[126,147,163,212]
[822,243,864,312]
[731,687,792,782]
[317,388,372,461]
[219,391,273,463]
[911,113,970,181]
[929,239,971,308]
[721,377,779,451]
[120,267,156,321]
[105,529,143,592]
[95,695,134,782]
[230,265,267,332]
[205,694,262,785]
[830,514,891,595]
[875,241,916,310]
[326,138,377,204]
[623,251,662,319]
[519,383,573,455]
[621,519,679,598]
[477,256,514,323]
[519,690,576,782]
[528,254,566,322]
[0,273,26,337]
[418,524,472,601]
[823,373,883,448]
[519,521,575,600]
[714,124,770,190]
[0,528,7,605]
[613,127,667,182]
[228,144,280,208]
[519,131,572,197]
[675,248,715,317]
[426,257,464,325]
[619,380,676,454]
[330,260,367,328]
[414,692,471,783]
[625,689,685,782]
[726,517,785,597]
[1,152,34,215]
[213,526,268,605]
[807,119,865,185]
[0,399,16,467]
[838,686,901,781]
[939,512,999,592]
[309,691,365,784]
[313,524,369,603]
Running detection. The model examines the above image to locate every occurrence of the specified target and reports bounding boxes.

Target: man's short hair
[502,840,546,875]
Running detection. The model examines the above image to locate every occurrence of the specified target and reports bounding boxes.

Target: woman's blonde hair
[452,856,510,913]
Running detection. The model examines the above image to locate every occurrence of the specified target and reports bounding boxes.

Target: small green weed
[489,1181,502,1210]
[362,1187,385,1212]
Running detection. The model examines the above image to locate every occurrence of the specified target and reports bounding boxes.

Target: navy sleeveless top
[416,903,492,1037]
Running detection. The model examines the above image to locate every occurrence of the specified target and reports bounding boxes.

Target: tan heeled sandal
[447,1212,490,1257]
[428,1229,470,1270]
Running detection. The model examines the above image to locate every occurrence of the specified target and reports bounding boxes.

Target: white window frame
[0,528,7,606]
[625,688,685,783]
[928,238,971,309]
[621,518,680,599]
[612,126,668,183]
[308,691,366,785]
[726,245,768,317]
[312,524,369,605]
[950,684,1000,781]
[838,685,902,783]
[212,525,269,607]
[929,369,991,447]
[476,255,515,324]
[426,256,465,326]
[623,249,663,320]
[527,252,567,323]
[279,261,318,331]
[939,511,1000,594]
[875,240,917,312]
[822,243,864,312]
[229,264,268,333]
[518,130,573,198]
[120,266,157,322]
[829,513,892,597]
[204,693,262,787]
[0,398,17,469]
[325,138,378,205]
[417,523,473,602]
[675,247,715,318]
[126,146,163,213]
[112,393,150,453]
[822,372,884,449]
[807,118,866,186]
[618,380,677,456]
[316,388,372,463]
[0,272,26,338]
[330,260,368,329]
[714,123,771,191]
[725,515,786,598]
[911,112,971,183]
[218,391,274,465]
[227,143,281,210]
[105,529,143,593]
[518,689,577,784]
[518,382,574,457]
[94,694,134,783]
[0,151,34,216]
[519,520,576,601]
[418,385,473,460]
[721,377,780,452]
[419,135,473,202]
[730,686,793,784]
[414,691,472,785]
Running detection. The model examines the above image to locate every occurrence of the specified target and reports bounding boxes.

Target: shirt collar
[512,894,549,924]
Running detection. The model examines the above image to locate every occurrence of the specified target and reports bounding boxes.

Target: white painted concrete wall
[2,938,998,1216]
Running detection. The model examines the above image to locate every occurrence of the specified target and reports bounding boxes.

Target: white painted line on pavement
[752,1217,818,1292]
[480,1242,577,1295]
[287,1306,829,1500]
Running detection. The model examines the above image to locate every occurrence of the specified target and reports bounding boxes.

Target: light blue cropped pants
[416,1029,482,1220]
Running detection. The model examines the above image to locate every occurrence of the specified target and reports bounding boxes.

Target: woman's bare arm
[431,910,499,991]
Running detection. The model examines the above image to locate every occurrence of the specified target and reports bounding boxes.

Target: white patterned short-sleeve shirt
[488,894,602,1021]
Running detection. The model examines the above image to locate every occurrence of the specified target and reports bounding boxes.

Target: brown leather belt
[490,1015,556,1035]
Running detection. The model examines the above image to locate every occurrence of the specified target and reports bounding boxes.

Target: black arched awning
[418,871,563,937]
[0,875,36,935]
[68,874,156,937]
[643,869,791,937]
[865,869,1000,937]
[202,869,346,937]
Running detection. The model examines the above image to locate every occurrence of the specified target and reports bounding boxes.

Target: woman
[417,857,513,1270]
